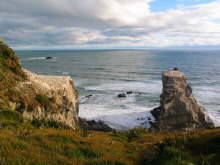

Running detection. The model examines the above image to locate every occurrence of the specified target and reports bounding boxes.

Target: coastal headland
[0,42,219,165]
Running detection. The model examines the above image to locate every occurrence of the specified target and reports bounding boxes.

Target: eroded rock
[79,118,113,132]
[150,70,214,131]
[16,69,79,130]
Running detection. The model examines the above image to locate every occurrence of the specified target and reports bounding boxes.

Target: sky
[0,0,220,49]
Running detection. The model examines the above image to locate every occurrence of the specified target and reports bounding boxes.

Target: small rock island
[151,69,214,131]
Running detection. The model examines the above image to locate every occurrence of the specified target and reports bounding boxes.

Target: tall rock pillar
[151,70,214,131]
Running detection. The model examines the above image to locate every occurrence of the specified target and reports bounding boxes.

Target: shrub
[112,128,148,142]
[0,109,23,122]
[63,147,100,159]
[30,119,69,129]
[0,109,23,129]
[35,94,50,107]
[138,137,194,165]
[48,134,77,144]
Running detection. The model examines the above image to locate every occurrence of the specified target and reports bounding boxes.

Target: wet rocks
[150,69,214,131]
[117,91,143,98]
[46,57,53,60]
[79,118,113,132]
[126,91,133,94]
[118,93,126,98]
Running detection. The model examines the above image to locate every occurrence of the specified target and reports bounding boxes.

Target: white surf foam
[85,81,162,94]
[79,103,155,130]
[23,57,46,61]
[22,57,57,61]
[193,85,220,126]
[62,72,70,75]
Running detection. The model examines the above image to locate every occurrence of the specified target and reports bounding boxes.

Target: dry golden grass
[0,125,220,165]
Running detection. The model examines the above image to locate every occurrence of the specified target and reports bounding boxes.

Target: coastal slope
[0,41,79,129]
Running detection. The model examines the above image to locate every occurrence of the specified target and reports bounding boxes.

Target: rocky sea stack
[151,69,214,131]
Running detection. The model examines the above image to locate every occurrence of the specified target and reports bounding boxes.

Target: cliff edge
[0,42,79,129]
[19,70,79,129]
[151,69,214,131]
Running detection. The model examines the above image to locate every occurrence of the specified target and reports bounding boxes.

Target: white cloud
[0,0,220,48]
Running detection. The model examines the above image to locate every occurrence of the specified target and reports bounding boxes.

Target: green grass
[0,42,26,111]
[0,42,58,113]
[0,109,23,129]
[0,109,23,122]
[111,128,148,142]
[31,119,69,129]
[1,108,220,165]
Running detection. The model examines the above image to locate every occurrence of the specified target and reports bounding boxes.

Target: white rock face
[19,70,79,129]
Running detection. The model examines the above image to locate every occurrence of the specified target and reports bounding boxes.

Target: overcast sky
[1,0,220,49]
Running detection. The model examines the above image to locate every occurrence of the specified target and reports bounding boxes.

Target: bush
[63,147,100,159]
[138,137,193,165]
[0,109,23,129]
[35,94,50,107]
[0,109,23,122]
[48,134,77,144]
[112,128,148,142]
[31,119,69,129]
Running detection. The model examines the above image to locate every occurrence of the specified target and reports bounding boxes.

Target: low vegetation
[0,42,26,110]
[0,42,220,164]
[0,42,58,113]
[0,108,220,165]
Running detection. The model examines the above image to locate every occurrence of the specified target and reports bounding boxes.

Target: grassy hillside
[0,42,26,110]
[0,109,220,165]
[0,42,220,165]
[0,42,62,115]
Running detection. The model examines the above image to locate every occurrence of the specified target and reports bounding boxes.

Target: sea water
[16,49,220,130]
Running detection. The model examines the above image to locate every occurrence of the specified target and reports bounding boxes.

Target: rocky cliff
[18,70,79,129]
[0,42,79,130]
[151,70,214,131]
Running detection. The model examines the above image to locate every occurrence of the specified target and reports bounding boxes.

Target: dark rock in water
[79,118,113,132]
[150,70,214,132]
[46,57,53,60]
[137,117,145,121]
[136,92,143,96]
[150,107,161,121]
[173,67,179,71]
[126,91,133,94]
[147,117,152,121]
[85,95,93,99]
[117,92,143,98]
[118,93,126,98]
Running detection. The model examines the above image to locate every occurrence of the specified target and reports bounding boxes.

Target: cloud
[0,0,220,49]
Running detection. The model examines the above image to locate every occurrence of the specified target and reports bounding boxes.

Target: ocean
[16,49,220,130]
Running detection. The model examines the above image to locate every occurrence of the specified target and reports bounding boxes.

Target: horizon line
[14,46,220,51]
